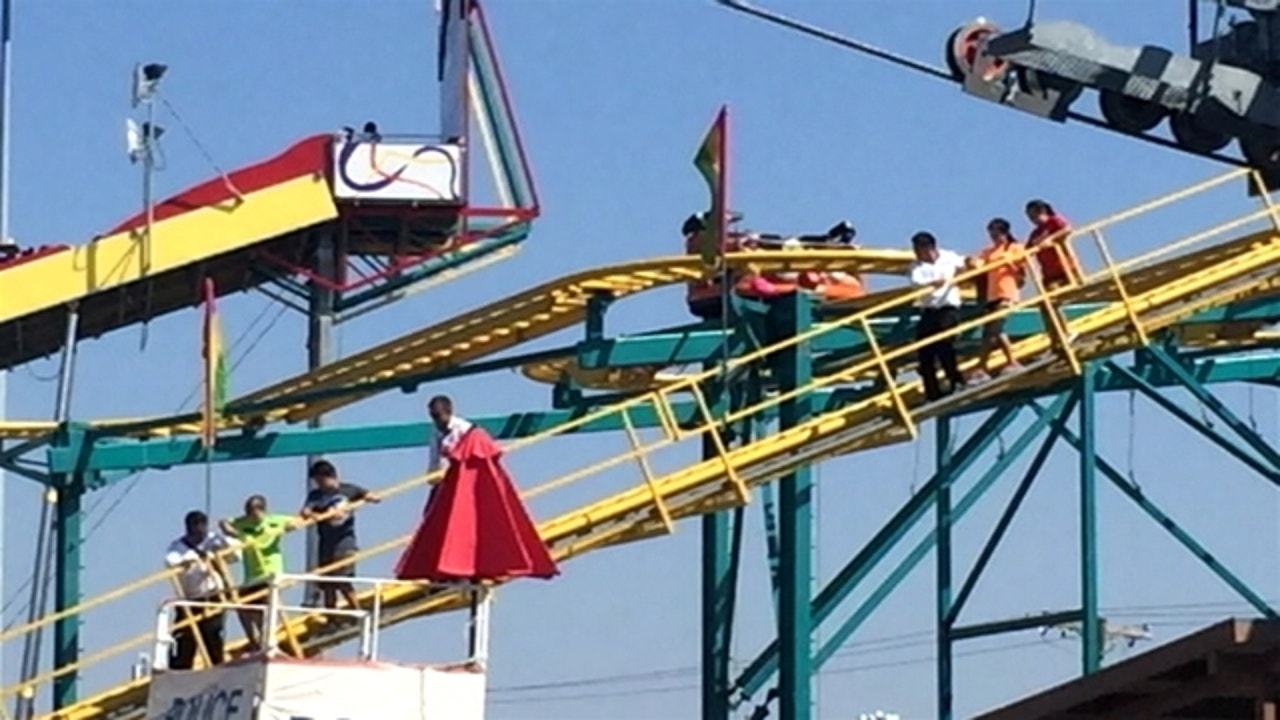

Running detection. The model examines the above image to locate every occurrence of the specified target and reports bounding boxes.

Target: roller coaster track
[13,168,1280,720]
[0,250,916,440]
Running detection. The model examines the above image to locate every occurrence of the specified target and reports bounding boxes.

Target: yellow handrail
[6,166,1280,711]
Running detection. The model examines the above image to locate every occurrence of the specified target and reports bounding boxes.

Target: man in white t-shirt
[163,510,240,670]
[427,394,474,473]
[909,231,967,402]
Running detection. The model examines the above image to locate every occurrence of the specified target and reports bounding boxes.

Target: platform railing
[149,574,492,673]
[8,165,1280,713]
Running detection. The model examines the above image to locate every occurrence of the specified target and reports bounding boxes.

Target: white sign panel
[146,660,262,720]
[259,658,485,720]
[332,141,464,203]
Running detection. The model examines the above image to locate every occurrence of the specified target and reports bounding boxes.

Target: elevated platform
[975,618,1280,720]
[0,133,505,371]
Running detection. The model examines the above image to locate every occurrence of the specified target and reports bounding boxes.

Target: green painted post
[772,292,813,720]
[52,474,83,709]
[700,483,734,718]
[1078,368,1102,674]
[702,355,747,720]
[935,417,954,720]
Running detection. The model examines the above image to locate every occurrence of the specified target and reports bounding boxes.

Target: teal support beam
[1145,345,1280,471]
[936,417,955,720]
[1029,402,1279,620]
[701,360,745,720]
[1106,361,1280,484]
[52,474,83,709]
[809,395,1071,671]
[732,405,1026,701]
[772,292,814,720]
[951,610,1083,641]
[49,399,806,475]
[946,395,1077,626]
[760,482,781,615]
[1078,369,1103,675]
[700,499,744,720]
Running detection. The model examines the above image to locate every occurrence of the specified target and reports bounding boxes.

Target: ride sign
[148,661,260,720]
[148,657,484,720]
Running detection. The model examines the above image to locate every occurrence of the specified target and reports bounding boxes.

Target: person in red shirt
[1025,199,1081,348]
[1025,199,1082,290]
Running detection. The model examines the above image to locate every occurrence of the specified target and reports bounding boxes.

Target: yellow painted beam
[0,175,336,325]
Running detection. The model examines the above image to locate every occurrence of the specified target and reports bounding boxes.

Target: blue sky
[3,1,1280,718]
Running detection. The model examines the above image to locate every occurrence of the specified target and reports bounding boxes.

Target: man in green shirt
[220,494,297,650]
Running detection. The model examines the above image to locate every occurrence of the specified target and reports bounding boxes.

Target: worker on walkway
[164,510,239,670]
[428,394,474,474]
[301,460,380,612]
[968,218,1025,378]
[1025,199,1081,290]
[219,495,298,651]
[909,232,967,402]
[1025,199,1081,349]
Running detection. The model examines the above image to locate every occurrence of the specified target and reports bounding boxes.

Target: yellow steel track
[14,168,1280,720]
[0,250,916,440]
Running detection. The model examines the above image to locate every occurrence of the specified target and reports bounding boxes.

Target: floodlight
[126,119,164,163]
[131,62,168,107]
[126,118,142,161]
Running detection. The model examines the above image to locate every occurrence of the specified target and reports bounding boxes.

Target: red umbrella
[395,425,558,582]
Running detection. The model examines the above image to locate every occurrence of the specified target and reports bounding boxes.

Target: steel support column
[1077,368,1102,674]
[304,232,338,606]
[701,359,746,720]
[733,405,1029,702]
[772,292,814,720]
[935,417,955,720]
[51,474,83,709]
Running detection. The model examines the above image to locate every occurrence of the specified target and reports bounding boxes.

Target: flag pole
[716,107,731,382]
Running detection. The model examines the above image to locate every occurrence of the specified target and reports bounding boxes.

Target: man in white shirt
[909,232,967,402]
[427,394,474,473]
[163,510,239,670]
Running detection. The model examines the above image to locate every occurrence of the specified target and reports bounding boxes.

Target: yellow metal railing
[9,166,1280,716]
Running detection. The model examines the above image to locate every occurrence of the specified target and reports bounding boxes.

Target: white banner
[146,660,262,720]
[332,142,464,203]
[260,659,485,720]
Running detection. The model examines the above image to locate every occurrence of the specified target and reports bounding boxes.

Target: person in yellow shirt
[968,218,1026,377]
[220,495,298,651]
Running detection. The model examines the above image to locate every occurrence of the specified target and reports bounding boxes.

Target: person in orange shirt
[968,218,1025,376]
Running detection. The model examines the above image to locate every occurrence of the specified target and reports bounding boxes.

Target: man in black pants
[909,232,967,401]
[164,511,238,670]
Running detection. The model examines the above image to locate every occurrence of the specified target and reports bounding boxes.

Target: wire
[157,95,242,199]
[490,637,1053,705]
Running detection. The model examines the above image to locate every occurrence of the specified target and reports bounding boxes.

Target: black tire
[1169,112,1231,154]
[1098,90,1166,134]
[1239,133,1280,191]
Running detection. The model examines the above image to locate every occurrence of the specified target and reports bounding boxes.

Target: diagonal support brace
[1029,401,1279,620]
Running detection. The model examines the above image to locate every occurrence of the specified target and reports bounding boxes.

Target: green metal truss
[10,290,1280,717]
